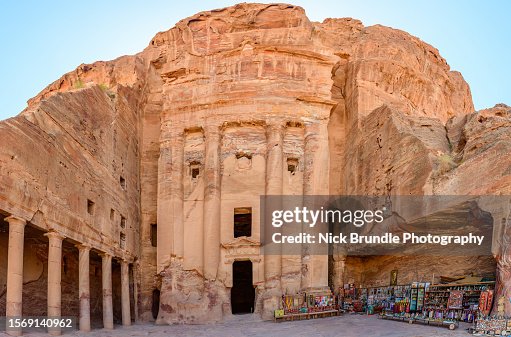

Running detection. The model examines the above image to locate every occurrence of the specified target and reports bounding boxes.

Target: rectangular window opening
[234,207,252,238]
[191,168,200,179]
[287,158,298,175]
[190,162,201,179]
[121,216,126,229]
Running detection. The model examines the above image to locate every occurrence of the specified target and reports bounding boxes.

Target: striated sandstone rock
[0,2,509,323]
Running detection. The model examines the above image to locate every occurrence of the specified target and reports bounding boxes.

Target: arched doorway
[231,260,255,314]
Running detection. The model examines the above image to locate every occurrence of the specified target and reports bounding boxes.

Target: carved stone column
[132,261,139,322]
[331,255,346,293]
[121,261,131,326]
[76,244,91,332]
[302,120,330,289]
[101,253,114,330]
[203,125,221,281]
[264,123,284,288]
[262,123,284,319]
[157,138,173,272]
[5,216,26,337]
[170,131,185,260]
[45,231,65,336]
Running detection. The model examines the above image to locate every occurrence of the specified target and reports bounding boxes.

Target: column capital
[160,128,184,145]
[332,254,347,262]
[5,215,26,227]
[169,129,185,145]
[304,120,328,141]
[170,128,185,137]
[75,243,92,251]
[266,121,285,130]
[44,231,65,241]
[204,124,221,136]
[99,252,113,259]
[266,122,285,136]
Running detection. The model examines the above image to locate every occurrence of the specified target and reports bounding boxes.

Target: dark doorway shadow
[231,260,255,314]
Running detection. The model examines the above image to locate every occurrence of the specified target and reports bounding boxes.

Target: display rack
[379,313,458,330]
[275,290,340,322]
[423,282,494,323]
[474,317,511,335]
[362,285,412,314]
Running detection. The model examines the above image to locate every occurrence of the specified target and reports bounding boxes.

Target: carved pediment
[221,236,260,248]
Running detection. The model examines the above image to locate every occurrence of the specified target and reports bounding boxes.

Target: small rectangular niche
[234,207,252,238]
[120,176,126,190]
[190,162,201,179]
[120,216,127,229]
[87,199,95,215]
[235,152,252,170]
[150,223,157,247]
[110,209,115,221]
[120,232,126,249]
[287,158,299,175]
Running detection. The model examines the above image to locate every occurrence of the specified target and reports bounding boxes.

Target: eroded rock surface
[0,2,509,323]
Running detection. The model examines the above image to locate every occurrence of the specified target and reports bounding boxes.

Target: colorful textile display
[447,290,463,309]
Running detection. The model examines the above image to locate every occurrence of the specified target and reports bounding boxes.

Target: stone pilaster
[262,123,284,318]
[101,253,114,330]
[203,125,221,281]
[121,261,131,326]
[331,255,346,293]
[45,231,65,336]
[132,261,139,322]
[302,121,330,290]
[76,244,91,332]
[170,131,185,259]
[5,216,26,337]
[157,138,173,272]
[264,123,284,287]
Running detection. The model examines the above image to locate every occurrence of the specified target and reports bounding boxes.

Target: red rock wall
[344,255,496,287]
[1,2,509,322]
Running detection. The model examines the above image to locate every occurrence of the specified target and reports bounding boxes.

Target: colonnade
[3,216,134,336]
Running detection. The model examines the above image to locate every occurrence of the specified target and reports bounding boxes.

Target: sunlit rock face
[0,3,509,323]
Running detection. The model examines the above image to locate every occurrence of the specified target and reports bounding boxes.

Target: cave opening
[231,260,255,314]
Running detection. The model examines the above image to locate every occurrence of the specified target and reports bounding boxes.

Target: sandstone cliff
[0,2,509,322]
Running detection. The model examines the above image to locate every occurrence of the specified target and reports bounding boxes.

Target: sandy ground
[1,314,474,337]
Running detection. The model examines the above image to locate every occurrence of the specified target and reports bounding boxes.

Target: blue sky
[0,1,509,120]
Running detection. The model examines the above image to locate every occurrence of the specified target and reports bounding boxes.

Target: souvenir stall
[339,284,358,312]
[421,282,494,323]
[379,281,495,331]
[339,284,412,315]
[363,285,412,314]
[471,288,511,335]
[274,290,339,321]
